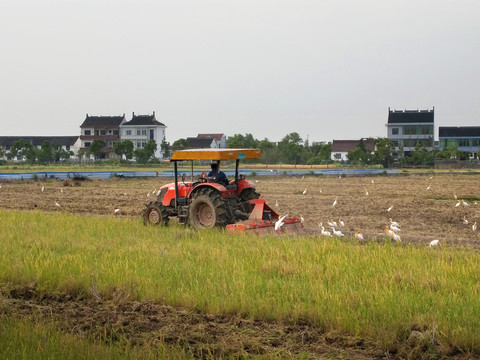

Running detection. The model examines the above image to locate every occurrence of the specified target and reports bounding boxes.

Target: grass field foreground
[1,210,480,355]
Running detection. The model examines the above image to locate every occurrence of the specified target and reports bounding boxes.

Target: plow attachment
[226,199,304,236]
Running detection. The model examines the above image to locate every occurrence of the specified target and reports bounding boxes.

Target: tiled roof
[0,136,79,147]
[388,108,434,124]
[331,139,375,152]
[439,127,480,138]
[187,137,215,148]
[197,133,224,141]
[80,114,126,128]
[123,112,165,126]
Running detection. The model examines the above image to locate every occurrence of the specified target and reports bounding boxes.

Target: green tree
[54,148,71,162]
[113,140,134,160]
[134,139,157,164]
[307,142,332,164]
[171,138,189,151]
[88,140,105,159]
[160,139,171,158]
[347,139,372,165]
[37,140,55,164]
[8,139,36,163]
[373,138,394,168]
[278,132,304,164]
[227,133,259,148]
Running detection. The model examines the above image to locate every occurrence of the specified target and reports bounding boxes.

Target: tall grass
[1,210,480,353]
[0,316,193,360]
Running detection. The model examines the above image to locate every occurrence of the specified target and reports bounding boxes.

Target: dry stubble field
[0,172,479,246]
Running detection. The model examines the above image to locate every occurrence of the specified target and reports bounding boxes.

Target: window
[84,130,91,136]
[84,142,91,147]
[404,126,416,135]
[137,130,141,135]
[136,142,141,148]
[334,153,341,159]
[150,129,154,140]
[100,130,106,135]
[113,130,119,136]
[126,130,131,136]
[392,128,399,135]
[142,129,147,135]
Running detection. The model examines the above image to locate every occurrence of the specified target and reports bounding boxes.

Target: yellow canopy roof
[170,148,262,161]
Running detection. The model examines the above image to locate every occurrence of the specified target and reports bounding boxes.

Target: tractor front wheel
[143,202,169,226]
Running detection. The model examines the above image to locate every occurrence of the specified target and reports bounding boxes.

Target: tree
[54,148,71,162]
[113,140,134,160]
[347,139,372,165]
[37,140,55,164]
[171,138,189,151]
[88,140,105,159]
[134,139,157,164]
[373,138,394,168]
[227,133,259,148]
[160,139,171,159]
[307,142,332,164]
[9,139,36,163]
[278,132,304,164]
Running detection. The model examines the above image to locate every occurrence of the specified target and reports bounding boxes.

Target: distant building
[386,107,434,158]
[439,126,480,159]
[331,139,375,161]
[79,114,126,158]
[120,112,167,159]
[0,136,80,161]
[187,133,226,149]
[197,133,226,148]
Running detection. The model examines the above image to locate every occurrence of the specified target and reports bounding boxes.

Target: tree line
[3,133,469,167]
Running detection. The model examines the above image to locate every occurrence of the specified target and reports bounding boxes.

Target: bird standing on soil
[55,201,61,208]
[355,231,365,241]
[473,221,477,232]
[114,208,120,215]
[332,228,344,237]
[387,205,394,212]
[302,188,307,195]
[429,239,440,247]
[426,185,431,190]
[332,198,337,207]
[320,226,333,237]
[463,216,469,225]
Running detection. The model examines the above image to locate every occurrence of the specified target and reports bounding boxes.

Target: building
[187,133,226,149]
[197,134,226,148]
[120,112,166,159]
[0,136,80,161]
[330,139,375,161]
[439,126,480,159]
[386,108,434,158]
[79,114,126,158]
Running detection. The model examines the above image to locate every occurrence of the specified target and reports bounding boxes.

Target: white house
[330,139,375,162]
[120,112,167,159]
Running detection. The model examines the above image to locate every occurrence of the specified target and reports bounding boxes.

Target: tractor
[143,148,303,235]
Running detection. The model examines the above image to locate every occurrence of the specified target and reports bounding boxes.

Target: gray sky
[1,0,479,144]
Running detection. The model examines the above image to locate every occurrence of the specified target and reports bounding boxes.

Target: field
[1,171,480,359]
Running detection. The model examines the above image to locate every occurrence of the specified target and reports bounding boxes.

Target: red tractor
[143,148,303,235]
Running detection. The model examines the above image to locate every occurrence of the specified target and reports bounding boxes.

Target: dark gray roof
[388,108,434,124]
[123,112,165,126]
[187,137,215,148]
[0,136,79,147]
[331,139,375,152]
[439,127,480,138]
[80,114,126,128]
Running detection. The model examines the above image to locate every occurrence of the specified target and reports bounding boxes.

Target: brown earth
[1,172,480,359]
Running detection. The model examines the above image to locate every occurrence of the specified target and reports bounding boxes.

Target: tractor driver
[208,162,229,187]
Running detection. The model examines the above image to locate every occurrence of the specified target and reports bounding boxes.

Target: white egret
[473,221,477,232]
[320,226,333,237]
[429,239,440,247]
[332,198,338,207]
[387,205,393,212]
[302,188,307,195]
[275,214,288,231]
[355,231,365,241]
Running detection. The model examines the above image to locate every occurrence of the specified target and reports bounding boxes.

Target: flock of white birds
[273,174,480,247]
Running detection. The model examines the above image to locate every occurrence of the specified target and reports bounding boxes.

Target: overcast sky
[1,0,479,144]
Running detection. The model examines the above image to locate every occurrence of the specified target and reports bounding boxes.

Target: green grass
[0,316,193,360]
[1,210,480,354]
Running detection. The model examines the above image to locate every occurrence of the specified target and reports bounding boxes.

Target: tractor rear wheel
[143,201,169,226]
[189,189,230,229]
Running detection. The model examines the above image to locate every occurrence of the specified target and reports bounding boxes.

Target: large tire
[189,189,230,229]
[240,188,260,201]
[143,201,169,226]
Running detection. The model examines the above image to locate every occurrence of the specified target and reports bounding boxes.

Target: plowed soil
[1,172,480,359]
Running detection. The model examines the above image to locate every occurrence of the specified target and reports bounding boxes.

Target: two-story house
[79,114,126,158]
[386,108,434,158]
[119,112,166,159]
